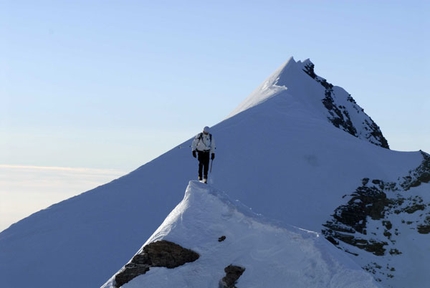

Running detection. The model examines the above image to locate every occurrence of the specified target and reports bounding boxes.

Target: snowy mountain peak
[227,56,297,117]
[102,181,381,288]
[229,57,389,149]
[1,57,427,288]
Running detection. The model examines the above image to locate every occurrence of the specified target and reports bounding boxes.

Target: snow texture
[102,181,380,288]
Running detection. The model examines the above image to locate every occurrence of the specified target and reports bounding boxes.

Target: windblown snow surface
[0,57,428,288]
[102,181,380,287]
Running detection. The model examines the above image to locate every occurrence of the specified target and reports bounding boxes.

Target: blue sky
[1,0,429,230]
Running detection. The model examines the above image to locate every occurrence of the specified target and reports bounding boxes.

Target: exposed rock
[417,216,430,234]
[322,151,430,282]
[114,240,199,287]
[140,240,199,268]
[323,184,392,257]
[401,151,430,190]
[302,60,389,149]
[114,263,149,287]
[219,265,246,288]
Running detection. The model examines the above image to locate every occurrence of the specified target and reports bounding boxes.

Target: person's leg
[202,152,210,182]
[197,152,204,180]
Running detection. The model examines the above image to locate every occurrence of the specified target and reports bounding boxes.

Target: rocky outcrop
[400,151,430,190]
[323,184,396,256]
[112,235,249,287]
[114,240,199,287]
[322,151,430,282]
[219,265,246,288]
[302,61,389,149]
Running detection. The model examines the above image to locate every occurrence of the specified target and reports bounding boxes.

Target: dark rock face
[114,263,149,287]
[302,61,389,149]
[114,240,199,287]
[220,265,246,288]
[137,240,199,268]
[323,151,430,282]
[400,151,430,189]
[323,185,394,256]
[112,235,248,287]
[322,90,358,137]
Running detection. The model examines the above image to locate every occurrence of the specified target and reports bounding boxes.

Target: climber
[191,126,216,183]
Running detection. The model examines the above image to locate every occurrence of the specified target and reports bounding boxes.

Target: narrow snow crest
[141,180,272,246]
[228,57,299,118]
[103,181,381,288]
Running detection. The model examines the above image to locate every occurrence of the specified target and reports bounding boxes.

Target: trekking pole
[210,158,214,173]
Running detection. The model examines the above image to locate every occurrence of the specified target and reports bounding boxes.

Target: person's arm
[191,136,198,157]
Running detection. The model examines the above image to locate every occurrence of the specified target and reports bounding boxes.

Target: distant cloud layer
[0,165,125,232]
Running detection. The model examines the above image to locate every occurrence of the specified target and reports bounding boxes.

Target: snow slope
[0,57,428,288]
[102,181,380,288]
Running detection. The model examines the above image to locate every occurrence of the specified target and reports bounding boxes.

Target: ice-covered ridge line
[228,57,321,119]
[102,181,381,288]
[227,57,298,118]
[142,181,281,246]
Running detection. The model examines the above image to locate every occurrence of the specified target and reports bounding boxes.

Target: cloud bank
[0,164,125,232]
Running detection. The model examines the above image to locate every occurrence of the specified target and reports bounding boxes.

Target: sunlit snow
[0,57,428,288]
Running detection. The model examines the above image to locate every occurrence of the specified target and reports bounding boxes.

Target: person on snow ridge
[191,126,216,183]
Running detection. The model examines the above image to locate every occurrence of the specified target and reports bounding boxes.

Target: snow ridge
[0,57,426,288]
[102,181,381,288]
[229,57,389,149]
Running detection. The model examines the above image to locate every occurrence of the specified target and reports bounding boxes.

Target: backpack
[197,133,212,150]
[198,132,212,142]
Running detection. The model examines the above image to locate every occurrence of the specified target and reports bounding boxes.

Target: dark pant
[197,151,210,179]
